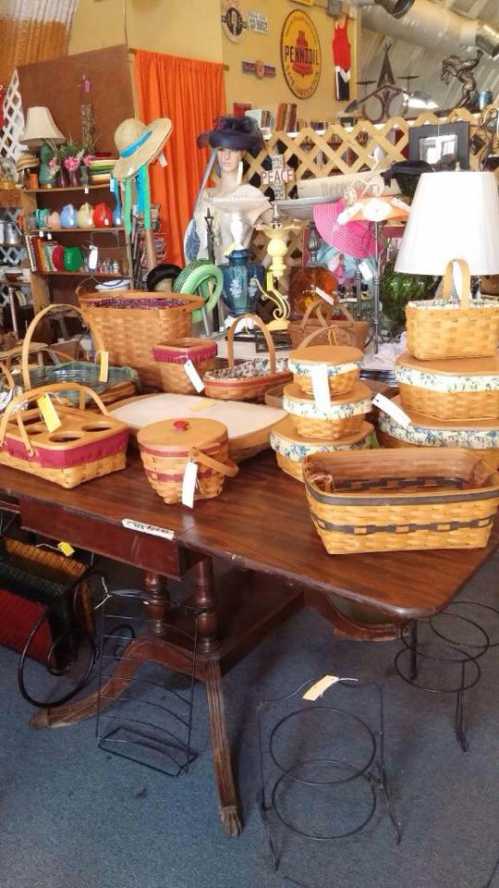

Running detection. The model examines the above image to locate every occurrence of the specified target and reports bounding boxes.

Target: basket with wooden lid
[283,381,372,440]
[405,259,499,361]
[138,417,238,505]
[203,314,292,402]
[395,351,499,422]
[270,417,373,482]
[152,338,217,394]
[303,449,499,555]
[288,327,363,397]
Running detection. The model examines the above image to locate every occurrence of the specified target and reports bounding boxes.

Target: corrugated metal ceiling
[361,0,499,110]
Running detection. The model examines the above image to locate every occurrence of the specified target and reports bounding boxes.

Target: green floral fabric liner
[204,357,288,381]
[379,412,499,449]
[283,392,372,420]
[395,364,499,393]
[408,299,499,311]
[271,429,371,462]
[288,358,361,378]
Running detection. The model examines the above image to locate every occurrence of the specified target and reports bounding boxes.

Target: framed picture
[409,122,470,170]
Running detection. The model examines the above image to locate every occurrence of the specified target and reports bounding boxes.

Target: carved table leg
[193,557,219,652]
[206,660,241,837]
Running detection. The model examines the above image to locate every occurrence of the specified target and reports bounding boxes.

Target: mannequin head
[217,147,243,175]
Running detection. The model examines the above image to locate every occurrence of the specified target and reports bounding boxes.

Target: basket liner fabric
[205,357,289,381]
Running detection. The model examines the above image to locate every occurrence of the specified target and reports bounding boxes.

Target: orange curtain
[134,50,226,268]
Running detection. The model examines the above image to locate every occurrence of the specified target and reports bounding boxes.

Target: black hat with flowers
[197,115,264,155]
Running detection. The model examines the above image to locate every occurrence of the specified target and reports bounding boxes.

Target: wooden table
[0,452,497,836]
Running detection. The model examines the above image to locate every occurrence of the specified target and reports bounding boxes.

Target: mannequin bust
[185,116,271,265]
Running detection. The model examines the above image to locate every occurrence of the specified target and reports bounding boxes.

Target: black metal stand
[395,600,499,752]
[95,589,200,778]
[257,678,401,880]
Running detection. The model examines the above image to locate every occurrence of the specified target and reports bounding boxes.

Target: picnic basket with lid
[203,314,292,402]
[283,381,372,440]
[271,417,373,482]
[77,284,204,387]
[395,352,499,422]
[288,327,363,397]
[288,296,369,351]
[0,382,129,488]
[303,449,499,555]
[152,338,217,394]
[405,259,499,361]
[138,417,238,505]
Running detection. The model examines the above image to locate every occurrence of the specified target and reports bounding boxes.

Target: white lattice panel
[0,69,25,162]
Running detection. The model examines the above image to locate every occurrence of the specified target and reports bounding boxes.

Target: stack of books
[276,103,298,132]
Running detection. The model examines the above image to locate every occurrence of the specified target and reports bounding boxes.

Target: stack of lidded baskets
[378,259,499,469]
[270,327,374,481]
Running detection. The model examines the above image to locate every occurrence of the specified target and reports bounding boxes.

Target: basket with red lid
[152,338,217,394]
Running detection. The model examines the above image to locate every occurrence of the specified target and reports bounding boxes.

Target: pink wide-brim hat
[314,198,376,259]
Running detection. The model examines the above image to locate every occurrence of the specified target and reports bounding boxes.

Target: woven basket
[377,429,499,472]
[406,259,499,361]
[271,417,373,482]
[288,297,369,351]
[203,314,292,402]
[396,352,499,422]
[304,449,499,555]
[138,417,238,505]
[288,327,363,397]
[152,338,217,394]
[77,286,204,387]
[0,382,129,488]
[283,381,372,440]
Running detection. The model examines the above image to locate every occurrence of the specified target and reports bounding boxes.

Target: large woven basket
[0,382,129,488]
[78,286,204,387]
[395,352,499,422]
[406,259,499,361]
[138,417,238,505]
[288,296,369,351]
[288,327,363,397]
[203,314,292,402]
[283,381,372,440]
[303,449,499,555]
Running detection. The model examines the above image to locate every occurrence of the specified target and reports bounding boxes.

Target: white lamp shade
[395,171,499,276]
[21,107,65,146]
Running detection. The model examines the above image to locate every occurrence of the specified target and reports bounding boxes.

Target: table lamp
[21,107,65,146]
[395,171,499,277]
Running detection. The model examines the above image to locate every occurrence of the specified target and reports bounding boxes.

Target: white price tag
[314,285,336,308]
[303,675,340,701]
[311,364,331,411]
[182,460,198,509]
[184,359,205,393]
[158,152,168,168]
[373,393,412,428]
[122,519,175,540]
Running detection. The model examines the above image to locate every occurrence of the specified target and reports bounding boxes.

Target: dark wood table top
[0,451,497,621]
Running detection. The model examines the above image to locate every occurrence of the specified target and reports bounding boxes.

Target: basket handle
[21,303,107,391]
[314,286,356,323]
[0,361,16,392]
[300,325,342,348]
[0,382,111,453]
[226,313,276,373]
[442,259,471,308]
[190,447,239,478]
[299,297,333,330]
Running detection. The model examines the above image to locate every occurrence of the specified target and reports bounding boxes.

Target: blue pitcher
[221,249,264,316]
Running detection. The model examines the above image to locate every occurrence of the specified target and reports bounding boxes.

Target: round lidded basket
[395,351,499,422]
[288,328,363,397]
[270,416,373,482]
[137,417,238,505]
[283,381,372,440]
[152,338,217,394]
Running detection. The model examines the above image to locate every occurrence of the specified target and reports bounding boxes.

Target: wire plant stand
[95,588,201,778]
[257,678,401,880]
[394,600,499,752]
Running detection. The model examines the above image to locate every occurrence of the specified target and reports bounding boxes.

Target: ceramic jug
[47,211,61,230]
[77,202,94,228]
[60,204,77,228]
[221,249,264,316]
[93,202,112,228]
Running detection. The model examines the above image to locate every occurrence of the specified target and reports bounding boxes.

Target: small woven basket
[283,381,372,440]
[406,259,499,361]
[152,339,217,394]
[203,314,292,402]
[78,285,204,387]
[271,417,373,482]
[288,327,362,397]
[138,417,238,505]
[304,449,499,555]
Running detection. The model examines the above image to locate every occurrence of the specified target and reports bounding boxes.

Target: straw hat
[16,152,39,172]
[314,198,376,260]
[21,107,65,146]
[112,117,173,180]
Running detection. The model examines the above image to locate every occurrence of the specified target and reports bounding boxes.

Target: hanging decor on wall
[241,60,276,79]
[262,155,295,200]
[281,10,322,99]
[248,11,269,34]
[221,0,248,42]
[332,16,351,102]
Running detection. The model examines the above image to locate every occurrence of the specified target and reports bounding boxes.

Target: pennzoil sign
[281,10,321,99]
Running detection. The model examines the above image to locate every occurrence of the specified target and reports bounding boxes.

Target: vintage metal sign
[241,59,276,78]
[221,0,248,42]
[248,11,269,33]
[281,10,321,99]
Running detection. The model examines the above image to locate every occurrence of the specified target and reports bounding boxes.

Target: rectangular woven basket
[303,449,499,555]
